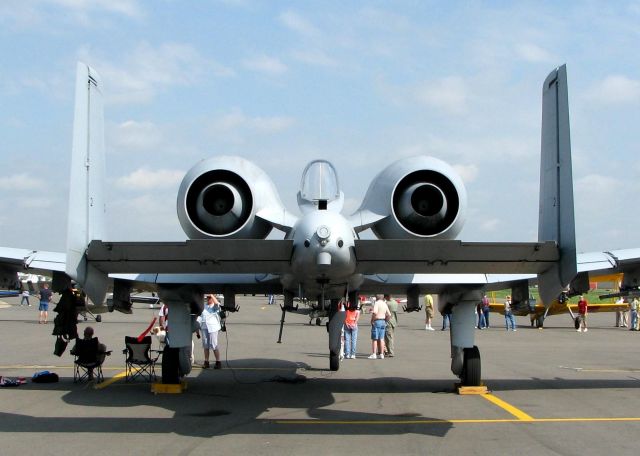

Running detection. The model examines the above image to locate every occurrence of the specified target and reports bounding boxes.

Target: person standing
[615,297,628,328]
[424,294,435,330]
[441,307,452,330]
[476,302,485,329]
[504,295,516,331]
[368,295,390,359]
[20,289,30,306]
[577,295,588,332]
[343,301,360,359]
[38,283,52,324]
[383,294,398,357]
[481,294,490,329]
[196,294,222,369]
[629,298,638,331]
[158,302,169,331]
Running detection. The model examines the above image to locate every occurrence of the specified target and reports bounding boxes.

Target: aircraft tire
[316,317,322,326]
[95,314,102,323]
[329,352,340,371]
[461,346,481,386]
[162,347,180,384]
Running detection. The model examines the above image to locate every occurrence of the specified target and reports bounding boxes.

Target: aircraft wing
[354,240,558,274]
[109,272,283,294]
[0,247,66,288]
[576,248,640,276]
[85,240,293,274]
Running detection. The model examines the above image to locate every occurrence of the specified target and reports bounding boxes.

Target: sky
[1,0,639,255]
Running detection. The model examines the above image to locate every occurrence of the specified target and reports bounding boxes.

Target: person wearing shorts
[38,283,52,324]
[368,295,390,359]
[197,294,222,369]
[424,294,435,330]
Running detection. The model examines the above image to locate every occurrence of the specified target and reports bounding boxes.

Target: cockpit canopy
[298,160,344,212]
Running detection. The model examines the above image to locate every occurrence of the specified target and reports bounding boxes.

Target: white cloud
[242,55,288,75]
[514,43,555,63]
[115,168,184,191]
[0,0,142,28]
[575,173,618,199]
[49,0,143,18]
[479,218,500,232]
[108,120,163,151]
[586,75,640,104]
[15,196,54,209]
[0,173,45,191]
[279,10,320,38]
[414,77,468,115]
[209,108,295,135]
[290,49,337,67]
[79,42,234,104]
[452,164,479,183]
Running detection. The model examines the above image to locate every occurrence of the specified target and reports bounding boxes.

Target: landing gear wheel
[316,317,322,326]
[95,314,102,323]
[162,346,180,384]
[329,352,340,371]
[574,317,580,330]
[461,345,481,386]
[536,316,544,328]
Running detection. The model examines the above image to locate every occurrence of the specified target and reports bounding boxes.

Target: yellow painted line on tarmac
[94,369,131,390]
[273,417,640,425]
[559,366,640,373]
[481,393,535,421]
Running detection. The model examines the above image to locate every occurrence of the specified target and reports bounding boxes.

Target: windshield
[299,160,340,202]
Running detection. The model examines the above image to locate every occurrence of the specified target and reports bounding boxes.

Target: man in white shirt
[369,295,391,359]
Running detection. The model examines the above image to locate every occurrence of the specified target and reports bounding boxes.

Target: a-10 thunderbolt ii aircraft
[3,62,640,386]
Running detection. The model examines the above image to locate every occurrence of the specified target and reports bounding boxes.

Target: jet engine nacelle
[177,156,285,239]
[356,156,467,239]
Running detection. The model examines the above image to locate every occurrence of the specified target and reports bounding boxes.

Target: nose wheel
[327,298,345,371]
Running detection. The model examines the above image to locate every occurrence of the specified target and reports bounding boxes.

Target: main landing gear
[461,346,481,386]
[447,292,484,387]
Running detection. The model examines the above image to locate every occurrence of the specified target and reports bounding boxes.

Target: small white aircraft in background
[2,63,640,386]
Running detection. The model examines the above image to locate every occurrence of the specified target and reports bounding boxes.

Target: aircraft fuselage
[282,210,362,299]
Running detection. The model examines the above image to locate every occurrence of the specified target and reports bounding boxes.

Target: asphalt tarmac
[1,294,639,455]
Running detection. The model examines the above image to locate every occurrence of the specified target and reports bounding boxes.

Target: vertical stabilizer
[538,65,577,306]
[65,63,108,305]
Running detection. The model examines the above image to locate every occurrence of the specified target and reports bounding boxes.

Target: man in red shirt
[577,296,588,332]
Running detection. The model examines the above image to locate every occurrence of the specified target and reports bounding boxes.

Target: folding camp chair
[123,336,162,382]
[71,337,110,383]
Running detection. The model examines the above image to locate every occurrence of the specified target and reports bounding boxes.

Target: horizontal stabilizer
[354,239,558,274]
[86,239,294,274]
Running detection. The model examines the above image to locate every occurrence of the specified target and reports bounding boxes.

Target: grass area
[487,287,617,305]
